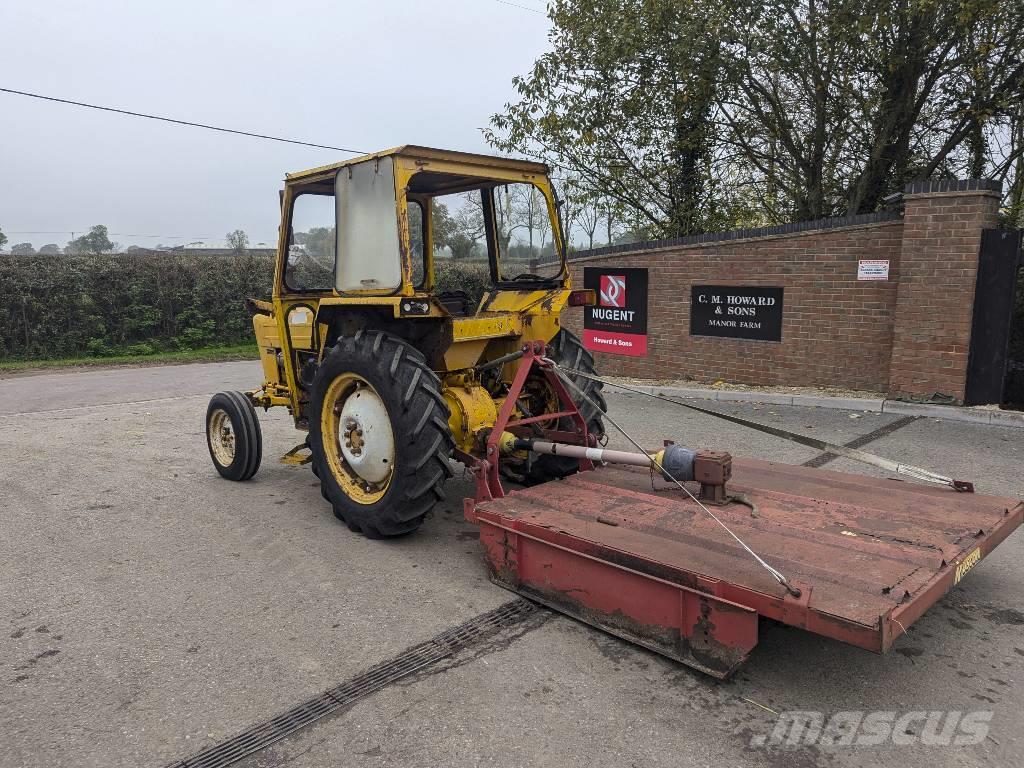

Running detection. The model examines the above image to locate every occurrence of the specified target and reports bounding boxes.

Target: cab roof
[284,145,550,183]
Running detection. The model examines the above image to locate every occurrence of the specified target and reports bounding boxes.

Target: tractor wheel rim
[321,374,394,504]
[523,375,561,429]
[208,408,235,466]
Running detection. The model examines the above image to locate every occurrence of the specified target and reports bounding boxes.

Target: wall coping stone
[568,179,1000,263]
[903,178,1001,195]
[568,211,902,262]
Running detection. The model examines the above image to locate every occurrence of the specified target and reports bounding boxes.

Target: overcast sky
[0,0,551,249]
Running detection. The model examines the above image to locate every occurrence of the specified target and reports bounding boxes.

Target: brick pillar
[888,180,1002,403]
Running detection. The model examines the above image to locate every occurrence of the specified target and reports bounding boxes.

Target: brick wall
[563,180,1001,400]
[888,183,1002,401]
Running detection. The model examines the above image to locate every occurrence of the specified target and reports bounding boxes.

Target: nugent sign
[582,267,649,356]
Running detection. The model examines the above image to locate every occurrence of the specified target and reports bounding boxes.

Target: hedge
[4,252,1022,403]
[0,253,494,360]
[0,252,274,359]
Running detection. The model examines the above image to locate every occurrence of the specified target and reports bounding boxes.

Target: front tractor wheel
[206,391,263,481]
[308,331,454,538]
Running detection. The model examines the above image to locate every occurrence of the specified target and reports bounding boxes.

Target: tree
[65,225,116,255]
[721,0,1024,218]
[226,229,249,253]
[451,194,487,257]
[410,201,466,258]
[574,200,601,250]
[38,243,61,255]
[0,226,7,250]
[510,185,551,268]
[430,202,460,254]
[490,0,1024,230]
[446,232,478,261]
[1005,105,1024,228]
[487,0,730,237]
[299,227,334,261]
[11,243,35,255]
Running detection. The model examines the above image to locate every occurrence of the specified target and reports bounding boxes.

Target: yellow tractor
[206,146,605,537]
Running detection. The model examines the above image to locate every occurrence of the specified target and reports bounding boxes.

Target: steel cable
[557,366,966,492]
[542,358,803,598]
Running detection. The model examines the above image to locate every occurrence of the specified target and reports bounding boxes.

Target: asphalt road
[1,361,1022,768]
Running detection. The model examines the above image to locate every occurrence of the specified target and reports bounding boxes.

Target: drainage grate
[165,598,537,768]
[802,415,918,468]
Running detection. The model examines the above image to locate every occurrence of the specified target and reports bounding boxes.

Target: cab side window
[286,193,335,292]
[408,200,426,287]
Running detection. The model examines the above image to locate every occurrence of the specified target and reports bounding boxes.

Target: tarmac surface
[1,360,1022,768]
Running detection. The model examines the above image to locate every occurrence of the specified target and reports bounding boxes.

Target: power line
[0,87,367,154]
[494,0,546,14]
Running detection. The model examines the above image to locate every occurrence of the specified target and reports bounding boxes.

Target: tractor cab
[279,146,567,304]
[240,145,604,512]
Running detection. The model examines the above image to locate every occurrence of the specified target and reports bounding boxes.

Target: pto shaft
[504,435,698,482]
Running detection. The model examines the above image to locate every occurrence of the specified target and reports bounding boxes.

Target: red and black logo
[583,267,648,357]
[599,274,627,308]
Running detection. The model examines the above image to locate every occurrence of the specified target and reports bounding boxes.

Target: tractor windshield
[406,173,564,290]
[490,183,562,282]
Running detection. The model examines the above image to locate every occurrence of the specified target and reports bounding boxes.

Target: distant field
[0,343,258,373]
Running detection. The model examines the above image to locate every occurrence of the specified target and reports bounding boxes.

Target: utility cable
[558,366,972,492]
[0,87,367,154]
[494,0,546,14]
[542,357,803,598]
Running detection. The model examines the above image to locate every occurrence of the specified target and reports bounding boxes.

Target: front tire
[206,391,263,481]
[308,331,454,538]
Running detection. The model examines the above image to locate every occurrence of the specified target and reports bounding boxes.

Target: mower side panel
[474,506,758,678]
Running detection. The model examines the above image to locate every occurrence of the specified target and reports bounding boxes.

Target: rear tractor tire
[308,331,455,538]
[521,329,607,484]
[206,391,263,481]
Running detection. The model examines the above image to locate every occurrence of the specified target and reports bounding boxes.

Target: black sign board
[583,267,649,356]
[690,285,784,342]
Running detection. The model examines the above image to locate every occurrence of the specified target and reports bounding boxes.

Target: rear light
[568,289,596,307]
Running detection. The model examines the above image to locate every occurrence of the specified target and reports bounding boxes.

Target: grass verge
[0,344,258,373]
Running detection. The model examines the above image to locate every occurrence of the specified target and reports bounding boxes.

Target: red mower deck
[466,459,1023,678]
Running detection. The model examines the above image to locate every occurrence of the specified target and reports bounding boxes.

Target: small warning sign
[857,259,890,281]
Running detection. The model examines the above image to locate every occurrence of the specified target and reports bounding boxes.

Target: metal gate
[965,229,1023,406]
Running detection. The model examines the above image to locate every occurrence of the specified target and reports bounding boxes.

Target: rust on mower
[468,457,1022,678]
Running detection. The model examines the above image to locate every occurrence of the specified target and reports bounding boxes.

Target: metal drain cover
[165,599,537,768]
